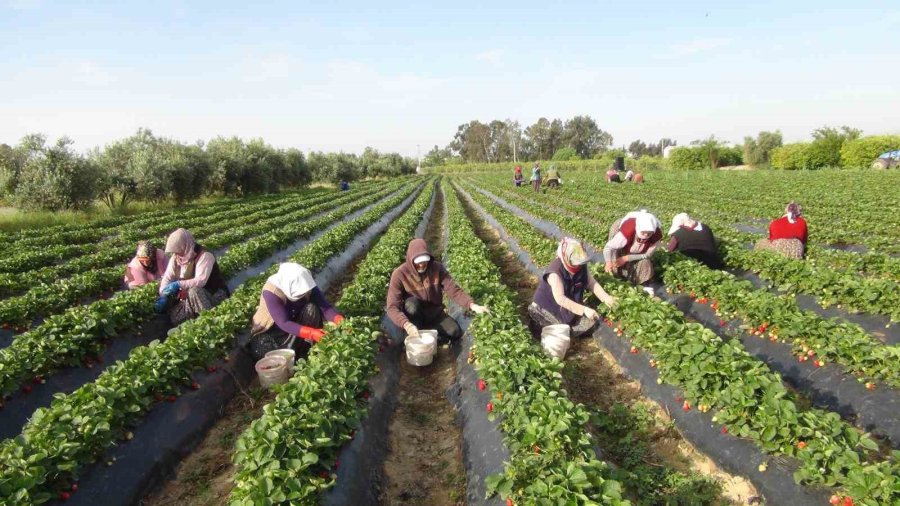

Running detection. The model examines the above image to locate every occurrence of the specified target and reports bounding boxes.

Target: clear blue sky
[2,0,899,156]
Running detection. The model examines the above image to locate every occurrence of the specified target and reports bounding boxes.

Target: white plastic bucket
[255,355,289,388]
[405,330,437,366]
[265,348,296,372]
[541,324,571,360]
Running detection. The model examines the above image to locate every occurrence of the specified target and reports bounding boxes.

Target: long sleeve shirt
[262,287,339,336]
[124,250,168,289]
[769,216,808,245]
[158,251,216,294]
[604,231,660,262]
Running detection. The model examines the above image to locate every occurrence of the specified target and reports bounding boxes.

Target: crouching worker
[529,238,617,337]
[604,210,663,294]
[666,213,723,269]
[124,240,168,289]
[247,262,344,360]
[155,228,230,325]
[754,201,808,259]
[387,238,489,344]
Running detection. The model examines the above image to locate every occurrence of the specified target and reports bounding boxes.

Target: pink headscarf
[785,202,802,224]
[165,228,197,266]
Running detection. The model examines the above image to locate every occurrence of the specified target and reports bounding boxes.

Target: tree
[809,126,862,168]
[690,135,728,170]
[11,135,100,211]
[422,145,452,167]
[562,115,613,159]
[449,121,492,162]
[743,130,783,167]
[523,118,552,161]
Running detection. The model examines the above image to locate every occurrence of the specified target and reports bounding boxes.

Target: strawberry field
[0,170,896,506]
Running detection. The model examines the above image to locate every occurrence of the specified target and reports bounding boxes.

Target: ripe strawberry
[207,366,217,373]
[721,427,728,434]
[167,395,176,402]
[796,441,807,449]
[630,346,638,354]
[191,382,200,390]
[813,360,821,368]
[486,402,494,413]
[719,320,727,327]
[71,483,79,492]
[843,497,854,506]
[506,499,514,506]
[319,471,329,479]
[21,385,32,394]
[829,495,841,505]
[865,382,875,390]
[59,491,71,501]
[477,379,486,391]
[807,349,815,357]
[682,401,690,412]
[32,375,42,384]
[362,391,370,399]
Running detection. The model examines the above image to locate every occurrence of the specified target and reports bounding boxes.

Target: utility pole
[416,144,421,174]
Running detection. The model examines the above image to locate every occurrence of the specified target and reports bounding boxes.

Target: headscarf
[624,209,661,235]
[557,237,589,274]
[267,262,317,301]
[135,240,158,273]
[165,228,197,266]
[667,213,702,235]
[785,201,802,224]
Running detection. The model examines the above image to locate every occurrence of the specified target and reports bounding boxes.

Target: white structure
[663,145,678,158]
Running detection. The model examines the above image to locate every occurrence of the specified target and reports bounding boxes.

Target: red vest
[618,218,662,254]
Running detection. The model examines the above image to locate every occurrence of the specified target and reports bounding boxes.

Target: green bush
[12,136,100,211]
[771,143,810,170]
[668,147,709,170]
[840,135,900,168]
[551,147,580,161]
[718,146,744,167]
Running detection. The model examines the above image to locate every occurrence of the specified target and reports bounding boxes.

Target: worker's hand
[403,322,419,338]
[614,256,629,268]
[582,306,600,321]
[603,296,619,309]
[299,326,326,343]
[604,261,615,274]
[154,295,169,313]
[470,303,490,315]
[161,281,180,296]
[332,314,345,326]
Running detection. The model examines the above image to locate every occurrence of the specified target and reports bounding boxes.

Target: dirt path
[455,183,756,505]
[140,381,274,506]
[380,185,467,506]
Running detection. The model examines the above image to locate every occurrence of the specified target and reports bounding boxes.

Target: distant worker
[666,213,723,269]
[545,164,561,188]
[513,165,524,187]
[529,238,617,337]
[530,163,542,191]
[155,228,230,325]
[340,179,350,191]
[754,201,808,259]
[624,170,634,181]
[633,173,644,183]
[386,239,489,344]
[124,240,168,289]
[604,210,663,294]
[606,168,621,183]
[248,262,344,360]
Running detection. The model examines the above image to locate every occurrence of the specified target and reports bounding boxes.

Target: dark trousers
[546,178,559,188]
[249,303,323,360]
[403,296,463,342]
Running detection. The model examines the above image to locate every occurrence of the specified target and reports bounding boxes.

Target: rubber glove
[299,326,326,343]
[470,303,490,315]
[403,322,419,338]
[154,295,170,313]
[162,281,181,296]
[582,306,600,321]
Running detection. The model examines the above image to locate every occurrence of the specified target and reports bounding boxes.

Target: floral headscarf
[136,240,158,272]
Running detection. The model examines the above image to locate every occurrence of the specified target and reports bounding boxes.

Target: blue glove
[154,295,170,313]
[162,281,181,296]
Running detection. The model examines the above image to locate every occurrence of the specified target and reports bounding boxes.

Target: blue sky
[2,0,899,156]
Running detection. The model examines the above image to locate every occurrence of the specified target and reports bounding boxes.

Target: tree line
[0,129,416,211]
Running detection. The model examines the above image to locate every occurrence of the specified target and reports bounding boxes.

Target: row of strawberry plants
[0,183,409,399]
[0,182,421,504]
[444,181,628,505]
[465,180,900,389]
[0,188,324,290]
[657,254,900,388]
[458,178,899,504]
[228,181,437,504]
[0,185,387,328]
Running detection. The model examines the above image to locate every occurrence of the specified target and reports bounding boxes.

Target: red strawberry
[59,491,71,501]
[191,382,200,390]
[721,427,728,434]
[319,471,329,479]
[477,379,486,391]
[207,366,217,373]
[719,320,727,326]
[154,393,163,402]
[167,395,176,402]
[71,483,78,492]
[682,401,690,412]
[486,402,494,413]
[506,499,514,506]
[813,360,821,368]
[829,496,841,505]
[796,441,807,449]
[21,385,32,394]
[32,376,42,384]
[630,346,638,354]
[362,391,370,400]
[843,497,854,506]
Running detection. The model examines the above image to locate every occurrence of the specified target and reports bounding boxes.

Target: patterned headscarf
[557,237,589,274]
[785,202,802,224]
[136,240,158,272]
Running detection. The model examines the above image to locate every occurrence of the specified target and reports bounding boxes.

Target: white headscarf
[165,228,197,266]
[624,209,661,234]
[267,263,316,301]
[668,213,703,235]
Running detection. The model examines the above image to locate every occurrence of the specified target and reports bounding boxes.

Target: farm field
[0,170,896,506]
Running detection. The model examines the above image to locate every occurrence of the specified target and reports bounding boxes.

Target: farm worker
[513,165,524,187]
[529,238,617,337]
[248,262,344,360]
[155,228,230,325]
[666,213,723,269]
[123,240,168,289]
[340,179,350,191]
[604,210,663,293]
[633,173,644,183]
[606,168,621,183]
[545,164,561,188]
[530,163,541,191]
[753,201,808,259]
[624,170,634,181]
[386,238,489,344]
